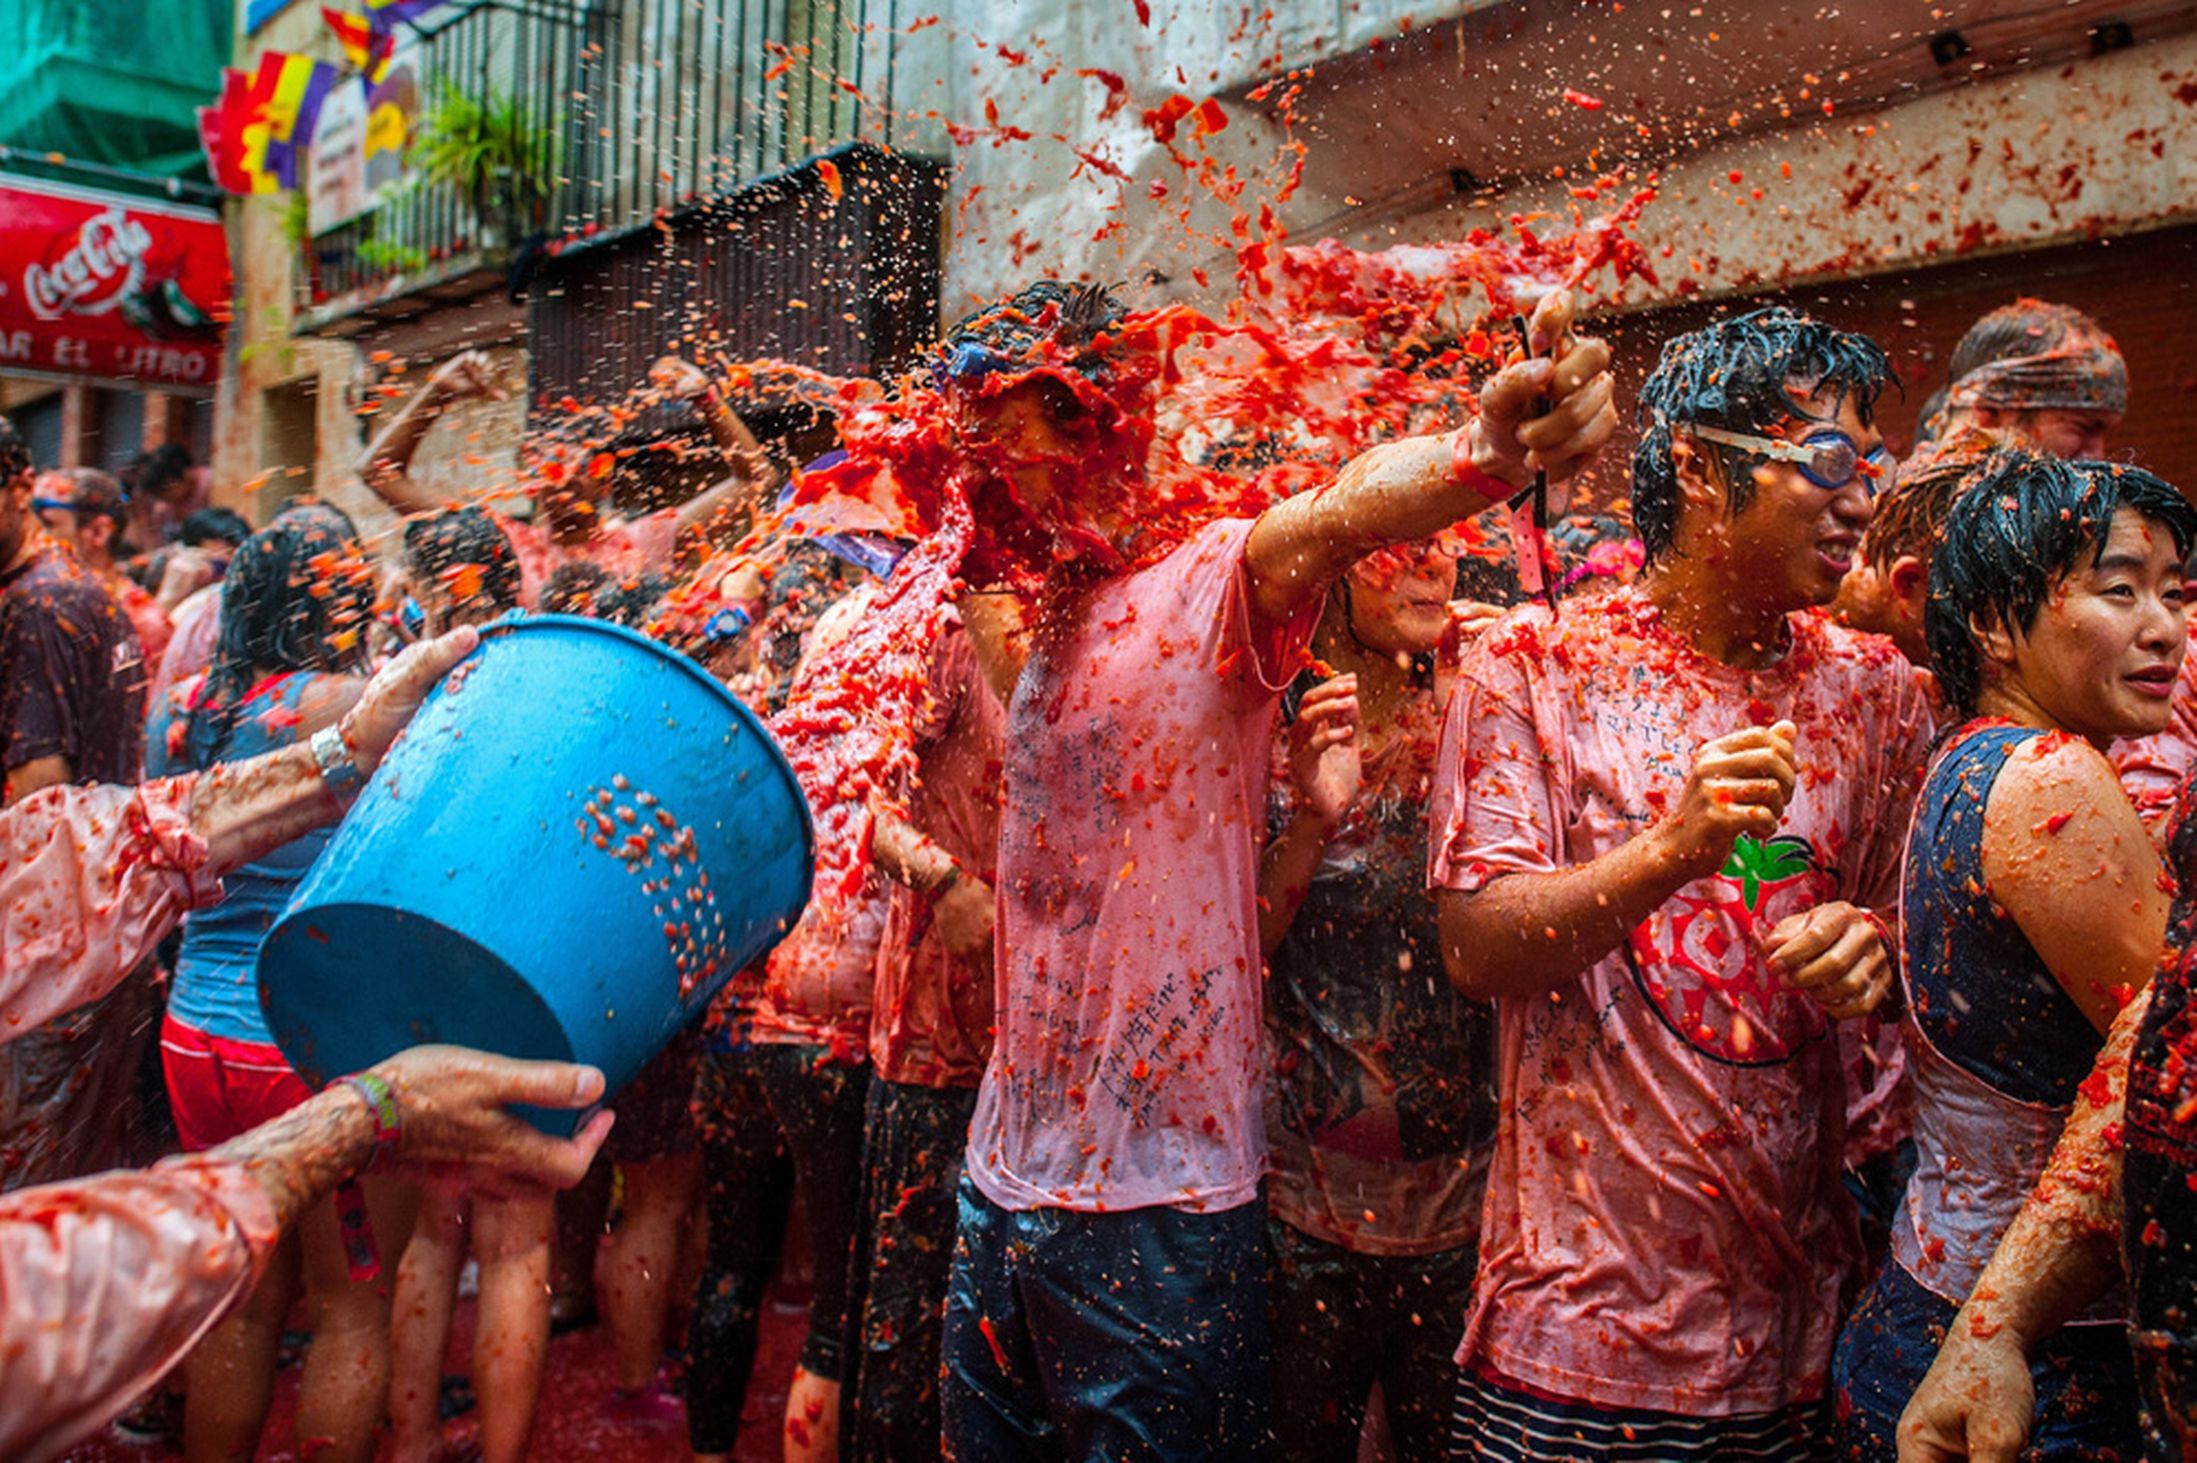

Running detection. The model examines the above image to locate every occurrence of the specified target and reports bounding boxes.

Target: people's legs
[687,1045,795,1463]
[602,1034,704,1396]
[471,1191,556,1463]
[849,1079,978,1463]
[386,1191,468,1463]
[551,1154,613,1328]
[294,1175,416,1463]
[757,1044,873,1463]
[940,1177,1052,1462]
[163,1017,307,1462]
[1267,1218,1382,1463]
[1372,1242,1478,1463]
[180,1231,303,1462]
[1024,1195,1272,1462]
[606,1152,703,1390]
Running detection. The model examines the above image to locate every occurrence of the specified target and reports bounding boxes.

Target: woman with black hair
[1259,533,1498,1461]
[144,512,403,1463]
[1830,450,2195,1460]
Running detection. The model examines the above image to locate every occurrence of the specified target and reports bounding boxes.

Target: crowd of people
[1,280,2193,1463]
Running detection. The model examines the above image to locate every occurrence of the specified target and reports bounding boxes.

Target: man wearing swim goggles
[1687,424,1897,499]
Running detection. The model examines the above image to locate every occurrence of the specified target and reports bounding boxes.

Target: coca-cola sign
[0,178,228,389]
[24,208,154,321]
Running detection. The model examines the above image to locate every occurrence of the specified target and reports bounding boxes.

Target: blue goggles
[1688,425,1896,498]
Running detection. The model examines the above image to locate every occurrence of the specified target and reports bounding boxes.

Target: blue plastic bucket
[257,614,814,1133]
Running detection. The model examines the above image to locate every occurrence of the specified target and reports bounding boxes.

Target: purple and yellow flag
[323,7,397,82]
[362,0,458,36]
[251,51,343,190]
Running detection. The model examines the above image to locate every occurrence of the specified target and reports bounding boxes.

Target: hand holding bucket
[258,615,815,1133]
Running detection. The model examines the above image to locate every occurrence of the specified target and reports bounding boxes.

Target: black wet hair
[180,507,253,548]
[541,561,612,616]
[1926,451,2197,716]
[403,505,521,614]
[58,468,128,531]
[0,417,29,484]
[271,495,362,541]
[130,442,194,499]
[940,279,1129,379]
[186,513,374,767]
[1632,307,1893,562]
[1948,299,2107,385]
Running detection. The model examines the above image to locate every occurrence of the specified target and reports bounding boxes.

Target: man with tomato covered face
[1429,308,1934,1460]
[932,280,1619,1460]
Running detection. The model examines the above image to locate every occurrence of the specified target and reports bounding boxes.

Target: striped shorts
[1450,1363,1832,1462]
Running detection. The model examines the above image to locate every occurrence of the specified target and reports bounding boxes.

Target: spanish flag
[322,7,396,83]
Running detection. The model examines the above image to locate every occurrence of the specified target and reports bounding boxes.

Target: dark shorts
[605,1030,700,1165]
[940,1177,1270,1462]
[1267,1216,1476,1463]
[1831,1258,2138,1463]
[1452,1363,1832,1462]
[2126,1136,2197,1463]
[850,1079,977,1463]
[160,1014,314,1152]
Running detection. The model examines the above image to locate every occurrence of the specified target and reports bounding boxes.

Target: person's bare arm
[957,592,1031,708]
[1439,723,1795,999]
[356,351,503,515]
[1984,735,2168,1031]
[193,628,477,875]
[218,1043,613,1232]
[1896,989,2144,1463]
[649,357,779,542]
[872,808,995,958]
[1244,291,1616,641]
[1258,675,1360,956]
[5,754,71,805]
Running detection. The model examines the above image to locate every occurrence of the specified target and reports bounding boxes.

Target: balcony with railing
[299,0,920,331]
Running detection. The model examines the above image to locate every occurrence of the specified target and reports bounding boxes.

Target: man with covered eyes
[1430,308,1935,1460]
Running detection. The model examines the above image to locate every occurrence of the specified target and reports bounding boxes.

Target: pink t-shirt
[2112,651,2197,844]
[870,615,1006,1088]
[1428,587,1932,1415]
[965,518,1318,1215]
[498,509,680,610]
[148,584,221,715]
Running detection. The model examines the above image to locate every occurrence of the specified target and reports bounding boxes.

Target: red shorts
[161,1015,315,1152]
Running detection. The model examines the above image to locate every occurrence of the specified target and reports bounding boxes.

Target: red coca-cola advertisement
[0,176,230,390]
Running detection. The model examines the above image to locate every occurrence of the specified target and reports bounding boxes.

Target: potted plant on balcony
[409,81,561,253]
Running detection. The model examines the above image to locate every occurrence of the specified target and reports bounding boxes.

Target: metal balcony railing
[303,0,910,318]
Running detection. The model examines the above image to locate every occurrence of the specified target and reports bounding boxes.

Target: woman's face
[2005,508,2187,742]
[1343,538,1461,656]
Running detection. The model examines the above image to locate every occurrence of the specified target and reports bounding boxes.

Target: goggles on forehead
[932,339,1020,390]
[31,496,81,516]
[1687,424,1896,497]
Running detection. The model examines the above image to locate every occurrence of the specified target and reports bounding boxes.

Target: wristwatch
[310,724,368,804]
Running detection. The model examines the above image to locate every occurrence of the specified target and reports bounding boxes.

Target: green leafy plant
[355,236,430,273]
[408,81,563,236]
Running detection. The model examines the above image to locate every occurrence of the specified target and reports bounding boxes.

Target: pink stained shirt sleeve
[0,1154,281,1463]
[0,776,221,1043]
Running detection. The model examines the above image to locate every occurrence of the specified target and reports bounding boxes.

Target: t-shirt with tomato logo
[1427,585,1932,1416]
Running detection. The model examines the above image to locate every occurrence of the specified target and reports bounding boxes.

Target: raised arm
[356,350,505,516]
[1258,675,1360,956]
[648,356,782,541]
[1244,290,1616,640]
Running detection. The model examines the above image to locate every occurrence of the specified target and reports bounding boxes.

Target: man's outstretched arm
[1244,290,1616,640]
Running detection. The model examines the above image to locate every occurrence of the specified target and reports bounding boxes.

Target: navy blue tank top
[1903,723,2104,1105]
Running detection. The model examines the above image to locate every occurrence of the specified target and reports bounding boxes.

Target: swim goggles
[1687,425,1896,498]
